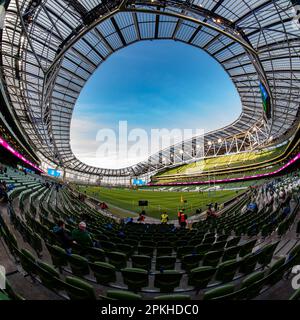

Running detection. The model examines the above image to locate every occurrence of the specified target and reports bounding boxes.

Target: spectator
[179,211,187,228]
[214,202,218,212]
[53,220,72,255]
[246,201,258,214]
[177,209,183,224]
[71,221,93,247]
[123,217,133,225]
[160,212,169,224]
[137,212,145,223]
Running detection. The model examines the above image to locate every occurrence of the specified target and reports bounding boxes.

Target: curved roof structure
[1,0,299,177]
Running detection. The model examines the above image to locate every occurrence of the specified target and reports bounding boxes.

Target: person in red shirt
[179,212,187,229]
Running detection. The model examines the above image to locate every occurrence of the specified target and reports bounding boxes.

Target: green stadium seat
[257,242,279,267]
[36,260,61,291]
[89,261,116,285]
[215,259,240,283]
[19,248,37,276]
[107,251,127,269]
[195,244,211,255]
[203,250,224,267]
[226,237,241,248]
[65,276,96,300]
[99,241,116,252]
[239,252,260,275]
[46,244,68,269]
[212,241,227,251]
[138,246,154,257]
[131,255,152,271]
[176,246,195,258]
[84,247,106,262]
[156,256,176,271]
[103,290,142,300]
[203,284,235,300]
[121,268,149,291]
[154,271,182,292]
[67,253,90,277]
[156,247,173,257]
[222,246,240,261]
[239,239,257,257]
[0,292,11,300]
[116,243,134,257]
[188,266,216,292]
[181,254,203,271]
[241,271,265,299]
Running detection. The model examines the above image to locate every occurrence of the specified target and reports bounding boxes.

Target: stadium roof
[0,0,299,176]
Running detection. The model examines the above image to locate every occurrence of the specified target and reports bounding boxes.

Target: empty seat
[203,250,224,267]
[154,271,182,292]
[131,255,152,271]
[188,266,216,292]
[121,268,149,291]
[107,251,127,269]
[156,256,176,271]
[89,261,116,285]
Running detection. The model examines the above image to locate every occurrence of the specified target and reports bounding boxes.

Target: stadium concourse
[0,0,300,304]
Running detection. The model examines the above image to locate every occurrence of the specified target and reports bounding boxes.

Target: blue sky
[70,40,241,169]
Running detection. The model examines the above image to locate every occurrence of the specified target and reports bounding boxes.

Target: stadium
[0,0,300,305]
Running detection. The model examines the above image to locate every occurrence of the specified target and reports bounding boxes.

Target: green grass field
[77,186,243,219]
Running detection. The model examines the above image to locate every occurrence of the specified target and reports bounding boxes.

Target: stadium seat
[156,247,173,257]
[107,251,127,269]
[99,241,116,252]
[19,248,37,276]
[188,266,216,292]
[89,261,116,285]
[257,242,279,267]
[65,276,96,300]
[241,271,265,299]
[84,247,106,262]
[239,239,257,257]
[156,256,176,271]
[176,246,195,258]
[67,254,90,277]
[131,255,152,271]
[203,284,235,300]
[203,250,224,267]
[212,241,227,251]
[121,268,149,291]
[102,290,142,300]
[181,254,203,271]
[154,271,182,292]
[36,260,61,291]
[116,244,134,257]
[138,246,154,257]
[215,259,240,283]
[46,244,68,269]
[195,244,211,255]
[226,237,241,248]
[222,246,241,261]
[239,252,260,274]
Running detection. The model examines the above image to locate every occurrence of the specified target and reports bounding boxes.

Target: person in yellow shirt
[160,212,169,224]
